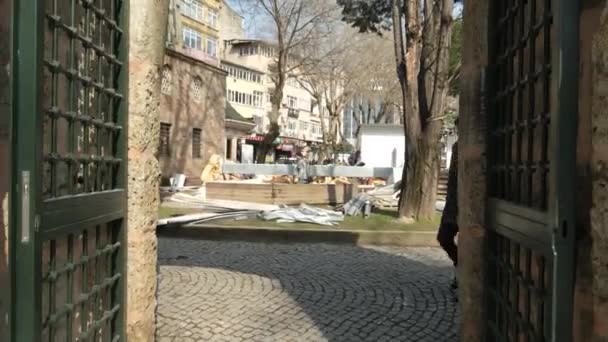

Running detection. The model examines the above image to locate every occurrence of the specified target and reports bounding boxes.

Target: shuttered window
[160,123,171,156]
[192,128,202,158]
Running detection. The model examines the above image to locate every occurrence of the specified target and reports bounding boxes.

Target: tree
[338,0,456,221]
[237,0,337,163]
[348,34,402,137]
[448,16,463,95]
[296,26,402,161]
[295,25,359,161]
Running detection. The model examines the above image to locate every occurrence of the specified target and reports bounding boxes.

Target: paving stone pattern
[156,239,460,342]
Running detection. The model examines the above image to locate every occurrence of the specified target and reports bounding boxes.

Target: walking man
[296,146,310,184]
[437,120,459,289]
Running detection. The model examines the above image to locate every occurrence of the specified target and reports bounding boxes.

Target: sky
[226,0,465,40]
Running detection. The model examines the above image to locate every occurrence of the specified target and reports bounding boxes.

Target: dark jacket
[441,142,458,226]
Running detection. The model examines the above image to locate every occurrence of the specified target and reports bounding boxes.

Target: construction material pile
[158,191,281,226]
[160,191,346,227]
[341,182,401,217]
[260,204,344,226]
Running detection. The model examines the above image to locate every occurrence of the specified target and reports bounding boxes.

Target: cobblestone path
[156,239,460,342]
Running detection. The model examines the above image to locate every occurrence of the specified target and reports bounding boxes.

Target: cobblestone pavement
[156,239,460,342]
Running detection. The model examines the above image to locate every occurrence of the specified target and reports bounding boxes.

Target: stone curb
[157,224,439,247]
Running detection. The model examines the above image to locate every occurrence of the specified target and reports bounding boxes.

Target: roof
[225,39,277,47]
[225,102,254,123]
[360,124,405,136]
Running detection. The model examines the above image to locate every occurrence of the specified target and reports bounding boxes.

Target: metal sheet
[222,163,402,178]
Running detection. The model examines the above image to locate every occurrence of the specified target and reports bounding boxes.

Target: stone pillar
[587,4,608,341]
[458,0,489,340]
[231,137,238,162]
[127,1,168,341]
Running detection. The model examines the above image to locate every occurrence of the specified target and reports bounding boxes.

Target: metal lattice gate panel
[12,0,127,341]
[485,0,580,341]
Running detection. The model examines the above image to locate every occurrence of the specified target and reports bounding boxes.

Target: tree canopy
[337,0,462,35]
[336,0,393,34]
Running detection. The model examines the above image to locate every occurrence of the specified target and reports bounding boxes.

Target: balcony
[287,108,299,118]
[181,46,219,67]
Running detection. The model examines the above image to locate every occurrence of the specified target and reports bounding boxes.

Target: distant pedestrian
[296,146,310,184]
[437,119,459,289]
[348,150,361,166]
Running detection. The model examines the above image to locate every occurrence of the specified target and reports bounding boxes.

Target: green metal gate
[485,0,579,341]
[12,0,127,341]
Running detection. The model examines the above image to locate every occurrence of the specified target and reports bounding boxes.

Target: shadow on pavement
[156,238,461,342]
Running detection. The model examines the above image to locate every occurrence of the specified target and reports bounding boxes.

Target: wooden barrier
[206,182,357,205]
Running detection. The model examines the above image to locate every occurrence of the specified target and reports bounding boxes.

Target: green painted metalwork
[485,0,579,341]
[12,0,127,340]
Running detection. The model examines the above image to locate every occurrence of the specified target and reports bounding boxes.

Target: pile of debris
[159,191,346,227]
[341,182,402,217]
[158,191,281,226]
[260,204,344,226]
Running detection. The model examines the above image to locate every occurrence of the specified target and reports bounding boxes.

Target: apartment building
[221,39,325,161]
[167,0,222,66]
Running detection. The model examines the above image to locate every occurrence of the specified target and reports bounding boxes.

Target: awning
[277,144,294,151]
[245,134,264,142]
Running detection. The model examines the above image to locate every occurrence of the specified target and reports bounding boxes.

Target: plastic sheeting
[260,204,344,226]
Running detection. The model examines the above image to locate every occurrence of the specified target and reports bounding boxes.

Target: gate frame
[10,0,129,341]
[11,1,44,340]
[484,0,580,340]
[549,0,579,338]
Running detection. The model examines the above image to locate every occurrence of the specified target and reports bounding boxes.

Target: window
[181,0,204,22]
[191,77,203,103]
[228,89,263,107]
[253,91,263,108]
[311,100,318,113]
[288,118,297,131]
[287,96,298,109]
[261,46,275,57]
[206,37,217,57]
[183,27,202,50]
[221,64,262,83]
[192,128,202,158]
[161,66,172,95]
[239,45,258,56]
[159,123,171,156]
[299,120,309,132]
[207,8,218,28]
[313,124,322,135]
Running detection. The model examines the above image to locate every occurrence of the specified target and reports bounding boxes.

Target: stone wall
[159,49,226,180]
[127,0,168,341]
[458,0,489,341]
[0,0,9,339]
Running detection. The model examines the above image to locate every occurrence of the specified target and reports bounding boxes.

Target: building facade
[159,49,226,183]
[167,0,222,67]
[221,39,324,162]
[219,1,245,51]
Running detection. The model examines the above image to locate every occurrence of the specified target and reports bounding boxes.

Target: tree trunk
[390,0,453,221]
[399,137,441,220]
[255,122,280,163]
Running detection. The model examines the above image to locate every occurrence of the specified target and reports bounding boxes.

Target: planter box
[206,182,357,205]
